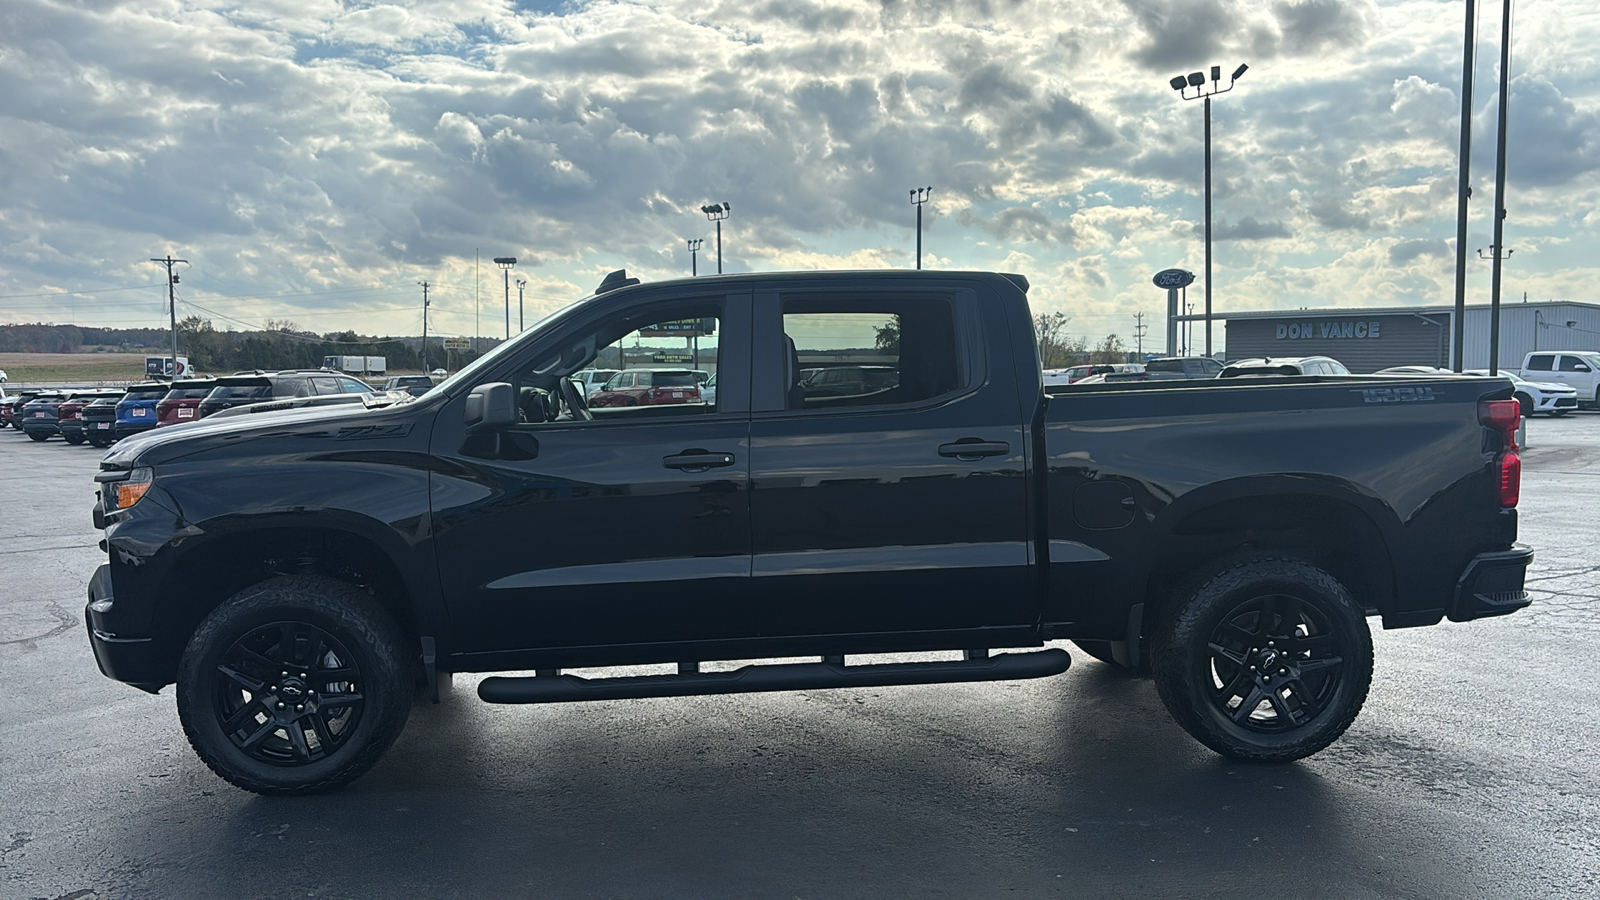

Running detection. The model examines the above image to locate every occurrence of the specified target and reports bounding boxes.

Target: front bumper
[1448,544,1534,622]
[84,563,166,692]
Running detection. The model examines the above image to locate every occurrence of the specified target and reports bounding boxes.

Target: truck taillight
[1478,399,1521,508]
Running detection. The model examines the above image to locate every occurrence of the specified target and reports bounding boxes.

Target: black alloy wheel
[1153,557,1372,762]
[177,575,413,795]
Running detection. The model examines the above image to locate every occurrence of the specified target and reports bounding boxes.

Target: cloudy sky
[2,0,1596,353]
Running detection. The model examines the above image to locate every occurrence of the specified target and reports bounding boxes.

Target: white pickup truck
[1518,350,1600,409]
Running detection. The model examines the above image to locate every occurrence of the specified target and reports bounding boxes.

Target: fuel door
[1072,479,1136,530]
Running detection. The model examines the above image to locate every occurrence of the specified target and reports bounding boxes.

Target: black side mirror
[464,383,516,434]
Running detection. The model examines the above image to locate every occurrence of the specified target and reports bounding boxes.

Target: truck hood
[104,395,429,468]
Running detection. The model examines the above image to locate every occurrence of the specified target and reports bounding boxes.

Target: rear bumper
[1448,545,1534,622]
[84,563,166,692]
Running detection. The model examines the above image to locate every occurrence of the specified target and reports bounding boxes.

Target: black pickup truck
[86,270,1533,795]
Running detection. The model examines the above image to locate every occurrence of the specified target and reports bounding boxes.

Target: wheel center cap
[279,679,306,700]
[1257,649,1281,671]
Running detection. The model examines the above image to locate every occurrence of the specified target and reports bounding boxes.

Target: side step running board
[478,648,1071,705]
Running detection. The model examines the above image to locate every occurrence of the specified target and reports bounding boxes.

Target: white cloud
[0,0,1595,351]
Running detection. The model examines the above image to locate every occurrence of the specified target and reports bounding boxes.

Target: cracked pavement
[1,410,1597,899]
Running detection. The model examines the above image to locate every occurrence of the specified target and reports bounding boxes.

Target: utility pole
[419,281,430,373]
[1485,0,1516,377]
[1451,0,1479,371]
[1133,312,1147,358]
[149,254,187,378]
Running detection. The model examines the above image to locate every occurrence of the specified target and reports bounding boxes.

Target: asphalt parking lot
[2,413,1597,899]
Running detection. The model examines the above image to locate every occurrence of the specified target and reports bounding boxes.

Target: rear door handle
[663,450,736,471]
[938,440,1010,460]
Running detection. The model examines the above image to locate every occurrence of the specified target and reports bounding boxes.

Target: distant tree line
[0,320,489,373]
[0,324,168,353]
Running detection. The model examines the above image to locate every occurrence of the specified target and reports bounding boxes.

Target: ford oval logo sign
[1152,268,1195,289]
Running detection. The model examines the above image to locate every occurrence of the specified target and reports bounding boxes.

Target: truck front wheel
[1151,557,1372,762]
[176,575,414,795]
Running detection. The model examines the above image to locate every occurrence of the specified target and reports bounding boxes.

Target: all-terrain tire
[1151,557,1373,763]
[176,575,414,795]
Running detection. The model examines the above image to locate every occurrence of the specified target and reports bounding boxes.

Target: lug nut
[295,704,304,712]
[276,702,284,709]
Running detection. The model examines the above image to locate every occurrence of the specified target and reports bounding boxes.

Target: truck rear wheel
[176,575,413,795]
[1151,557,1372,762]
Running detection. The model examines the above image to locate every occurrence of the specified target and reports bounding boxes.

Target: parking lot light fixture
[493,257,516,340]
[700,203,730,274]
[1169,62,1248,358]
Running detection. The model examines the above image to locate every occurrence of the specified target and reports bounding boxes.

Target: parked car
[19,391,75,441]
[1219,356,1351,377]
[1067,357,1224,386]
[59,390,127,445]
[113,382,173,441]
[82,396,121,447]
[383,375,435,398]
[589,368,702,406]
[155,378,218,427]
[197,371,378,420]
[1044,365,1112,386]
[701,371,718,406]
[1517,350,1600,409]
[570,368,620,398]
[4,390,45,430]
[1468,370,1579,418]
[430,368,448,378]
[87,268,1530,796]
[800,365,899,398]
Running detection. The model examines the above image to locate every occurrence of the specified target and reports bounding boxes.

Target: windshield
[122,390,168,402]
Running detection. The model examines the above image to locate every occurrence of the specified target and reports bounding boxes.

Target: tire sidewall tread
[176,574,413,796]
[1152,556,1373,763]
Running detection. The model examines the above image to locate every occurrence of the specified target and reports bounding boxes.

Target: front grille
[1554,397,1578,408]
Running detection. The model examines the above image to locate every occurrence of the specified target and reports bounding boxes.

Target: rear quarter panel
[1042,375,1514,633]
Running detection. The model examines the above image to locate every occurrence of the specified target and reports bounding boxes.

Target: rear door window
[1525,354,1555,371]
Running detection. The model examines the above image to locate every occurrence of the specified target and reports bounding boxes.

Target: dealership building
[1194,300,1600,373]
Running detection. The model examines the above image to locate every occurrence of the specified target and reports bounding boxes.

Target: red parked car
[588,368,703,407]
[155,378,217,426]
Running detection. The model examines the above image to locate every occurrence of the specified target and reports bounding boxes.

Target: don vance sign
[1276,320,1383,340]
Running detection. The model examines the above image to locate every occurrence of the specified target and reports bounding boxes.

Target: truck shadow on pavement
[179,663,1492,898]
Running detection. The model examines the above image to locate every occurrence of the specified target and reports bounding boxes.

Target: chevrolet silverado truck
[86,269,1533,795]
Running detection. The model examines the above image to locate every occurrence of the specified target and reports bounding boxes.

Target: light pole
[909,186,932,269]
[687,238,703,276]
[515,277,527,332]
[493,257,516,340]
[1170,63,1248,358]
[700,202,730,274]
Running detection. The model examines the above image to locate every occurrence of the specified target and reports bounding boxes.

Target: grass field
[0,352,149,386]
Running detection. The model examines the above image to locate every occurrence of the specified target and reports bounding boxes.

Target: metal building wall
[1225,314,1448,373]
[1458,302,1600,369]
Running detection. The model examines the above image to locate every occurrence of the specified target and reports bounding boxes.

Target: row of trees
[1033,312,1132,368]
[0,321,489,373]
[174,318,489,373]
[0,324,168,353]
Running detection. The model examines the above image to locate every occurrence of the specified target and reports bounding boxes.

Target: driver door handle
[938,440,1009,460]
[663,450,736,471]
